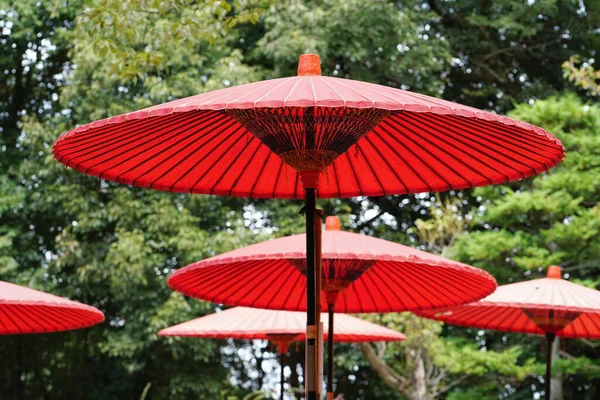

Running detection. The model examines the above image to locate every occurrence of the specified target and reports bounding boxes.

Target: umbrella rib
[188,125,250,194]
[392,260,453,310]
[62,115,196,173]
[160,120,240,191]
[474,116,562,152]
[138,118,237,190]
[172,261,256,299]
[354,141,387,196]
[271,159,285,199]
[189,260,266,301]
[51,306,92,330]
[214,260,284,307]
[421,115,535,177]
[58,112,197,158]
[319,77,347,105]
[109,112,229,180]
[344,152,364,197]
[249,149,273,199]
[121,115,232,185]
[62,117,191,171]
[208,135,264,196]
[399,115,498,184]
[21,305,57,333]
[55,113,183,148]
[422,263,492,306]
[355,269,392,313]
[363,132,409,194]
[276,266,304,311]
[401,113,516,181]
[386,119,473,189]
[244,259,295,308]
[573,314,591,338]
[99,113,227,180]
[293,167,300,200]
[366,263,411,311]
[581,314,600,339]
[331,160,342,198]
[0,304,26,334]
[376,122,436,192]
[430,114,553,171]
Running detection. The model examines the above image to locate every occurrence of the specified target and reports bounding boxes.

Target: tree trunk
[410,350,428,400]
[550,337,563,400]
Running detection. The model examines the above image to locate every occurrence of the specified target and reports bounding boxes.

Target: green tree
[449,94,600,399]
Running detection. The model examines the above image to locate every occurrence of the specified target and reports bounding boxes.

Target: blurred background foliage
[0,0,599,399]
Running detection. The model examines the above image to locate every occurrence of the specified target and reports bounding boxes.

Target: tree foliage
[1,0,599,399]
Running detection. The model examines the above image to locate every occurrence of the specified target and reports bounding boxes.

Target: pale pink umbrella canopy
[158,306,406,353]
[419,266,600,339]
[0,280,105,334]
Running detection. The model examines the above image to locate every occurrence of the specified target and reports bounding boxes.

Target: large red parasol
[0,280,104,334]
[418,266,600,399]
[168,215,495,398]
[52,54,564,399]
[159,306,405,399]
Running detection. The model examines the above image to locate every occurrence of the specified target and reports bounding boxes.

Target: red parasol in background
[53,53,564,399]
[159,306,405,399]
[0,280,104,334]
[168,215,495,398]
[418,266,600,399]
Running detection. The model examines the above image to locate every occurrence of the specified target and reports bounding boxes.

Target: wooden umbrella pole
[279,350,285,400]
[545,333,555,400]
[327,303,335,400]
[304,187,318,400]
[315,209,323,398]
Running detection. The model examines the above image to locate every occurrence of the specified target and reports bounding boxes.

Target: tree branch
[361,342,408,395]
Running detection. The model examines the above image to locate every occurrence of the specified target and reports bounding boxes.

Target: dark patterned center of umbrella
[228,107,390,171]
[288,258,375,293]
[266,333,301,354]
[523,308,580,334]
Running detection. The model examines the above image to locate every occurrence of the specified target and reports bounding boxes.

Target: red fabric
[158,306,406,343]
[0,280,105,334]
[53,76,565,199]
[418,273,600,339]
[168,230,497,313]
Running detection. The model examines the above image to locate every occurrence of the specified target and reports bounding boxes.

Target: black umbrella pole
[280,351,285,400]
[545,333,555,400]
[305,187,318,400]
[327,303,335,400]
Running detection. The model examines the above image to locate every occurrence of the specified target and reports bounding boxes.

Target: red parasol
[168,216,495,313]
[168,215,495,398]
[418,266,600,399]
[0,280,104,334]
[159,306,405,399]
[52,54,564,399]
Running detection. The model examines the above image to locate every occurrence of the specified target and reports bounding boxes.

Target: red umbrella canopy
[0,280,105,334]
[418,266,600,339]
[158,306,406,353]
[168,217,496,313]
[52,54,564,199]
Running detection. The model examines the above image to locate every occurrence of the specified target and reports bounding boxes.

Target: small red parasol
[418,266,600,399]
[159,306,405,399]
[53,53,564,399]
[0,280,104,334]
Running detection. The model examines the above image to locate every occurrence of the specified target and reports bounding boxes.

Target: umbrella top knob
[297,54,321,76]
[325,216,341,231]
[547,265,562,279]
